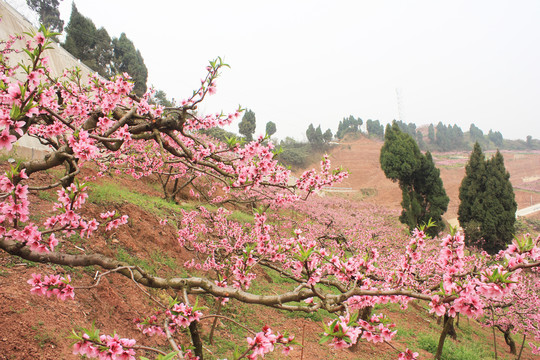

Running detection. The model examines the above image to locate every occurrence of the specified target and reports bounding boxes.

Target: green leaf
[10,105,21,120]
[157,352,179,360]
[319,335,333,344]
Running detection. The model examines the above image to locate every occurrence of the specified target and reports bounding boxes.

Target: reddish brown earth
[1,144,539,359]
[329,137,540,222]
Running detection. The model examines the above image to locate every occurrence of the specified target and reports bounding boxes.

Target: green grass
[116,247,157,275]
[2,257,40,268]
[149,250,179,271]
[228,210,254,223]
[31,323,55,348]
[36,190,57,202]
[263,267,297,285]
[88,181,255,225]
[115,247,186,277]
[416,332,494,360]
[88,181,196,219]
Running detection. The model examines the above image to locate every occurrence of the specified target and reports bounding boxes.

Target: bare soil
[1,145,539,359]
[329,137,540,222]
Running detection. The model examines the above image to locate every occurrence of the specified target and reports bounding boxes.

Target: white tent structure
[0,0,96,158]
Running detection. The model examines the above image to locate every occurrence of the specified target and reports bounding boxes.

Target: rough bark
[435,315,455,360]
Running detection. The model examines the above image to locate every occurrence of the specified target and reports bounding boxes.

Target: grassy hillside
[0,161,537,359]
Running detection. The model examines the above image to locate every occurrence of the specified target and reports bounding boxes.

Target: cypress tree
[482,151,517,253]
[27,0,64,33]
[458,144,517,253]
[428,124,435,143]
[265,121,276,137]
[415,151,449,235]
[380,122,421,183]
[239,109,256,141]
[63,4,113,77]
[458,142,486,230]
[112,33,148,96]
[381,122,449,236]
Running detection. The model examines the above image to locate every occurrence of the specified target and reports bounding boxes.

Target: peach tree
[1,28,540,360]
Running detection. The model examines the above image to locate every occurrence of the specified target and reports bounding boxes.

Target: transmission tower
[396,87,405,122]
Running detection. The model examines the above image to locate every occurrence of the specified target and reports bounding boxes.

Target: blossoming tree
[1,28,540,359]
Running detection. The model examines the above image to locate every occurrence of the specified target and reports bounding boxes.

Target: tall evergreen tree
[488,130,504,148]
[323,129,333,143]
[380,122,421,184]
[428,124,435,143]
[63,4,112,77]
[238,109,256,141]
[27,0,64,33]
[469,123,484,143]
[153,90,174,107]
[482,151,517,253]
[112,33,148,96]
[336,115,362,139]
[413,151,449,234]
[265,121,276,137]
[366,119,384,139]
[458,143,517,253]
[63,6,148,95]
[458,142,486,231]
[380,122,449,235]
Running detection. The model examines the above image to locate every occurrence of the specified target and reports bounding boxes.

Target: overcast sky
[8,0,540,141]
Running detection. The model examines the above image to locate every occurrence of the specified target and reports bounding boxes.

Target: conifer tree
[380,122,449,235]
[428,124,435,143]
[458,142,486,230]
[27,0,64,33]
[265,121,276,137]
[239,109,256,141]
[482,151,517,252]
[112,33,148,96]
[63,4,113,77]
[63,6,148,94]
[458,144,517,253]
[414,151,449,234]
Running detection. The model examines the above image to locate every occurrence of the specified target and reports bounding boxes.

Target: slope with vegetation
[1,19,540,360]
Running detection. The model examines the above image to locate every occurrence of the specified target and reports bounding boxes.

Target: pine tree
[381,122,449,235]
[458,144,517,253]
[380,122,421,184]
[458,142,486,231]
[27,0,64,33]
[482,151,517,253]
[239,109,256,141]
[112,33,148,96]
[428,124,435,143]
[414,151,449,234]
[63,4,113,77]
[153,90,174,107]
[265,121,276,137]
[323,129,333,143]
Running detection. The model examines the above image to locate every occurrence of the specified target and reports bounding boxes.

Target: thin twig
[164,318,184,360]
[200,315,256,335]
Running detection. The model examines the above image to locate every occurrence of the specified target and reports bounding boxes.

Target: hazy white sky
[9,0,540,141]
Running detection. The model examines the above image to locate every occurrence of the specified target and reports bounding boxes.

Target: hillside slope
[328,136,540,222]
[0,165,537,359]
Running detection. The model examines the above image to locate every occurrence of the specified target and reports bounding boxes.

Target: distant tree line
[306,124,332,146]
[331,113,539,152]
[336,115,362,139]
